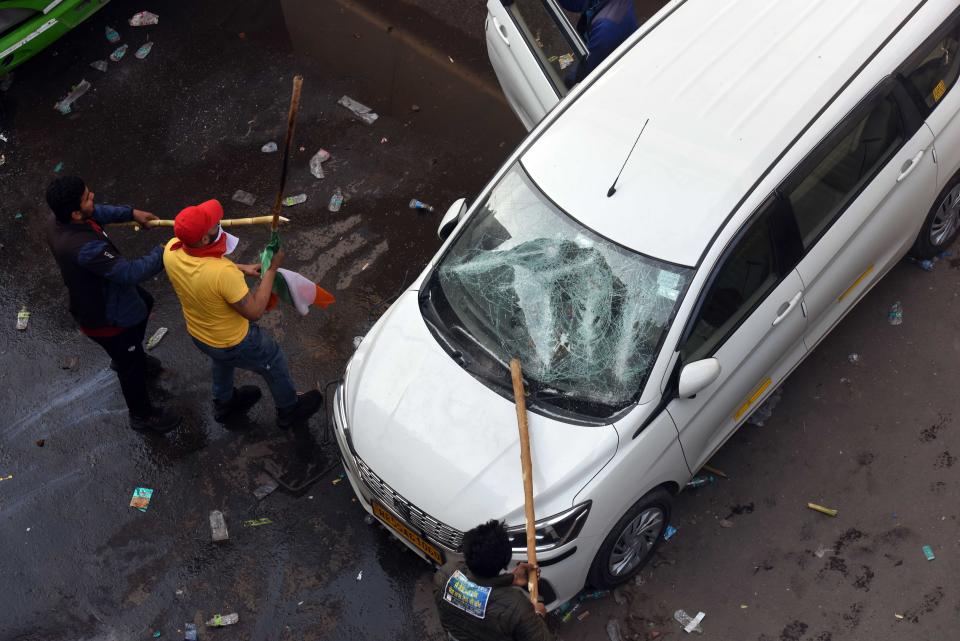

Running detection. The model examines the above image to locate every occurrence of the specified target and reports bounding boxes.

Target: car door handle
[897,150,925,182]
[492,16,510,46]
[772,291,803,327]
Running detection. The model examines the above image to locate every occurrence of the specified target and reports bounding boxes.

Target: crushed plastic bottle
[338,95,379,125]
[261,141,278,153]
[674,610,704,634]
[205,613,238,626]
[209,510,229,542]
[134,42,154,59]
[16,307,29,331]
[145,326,168,350]
[310,149,331,178]
[110,44,129,62]
[184,623,197,641]
[686,474,716,489]
[129,11,159,27]
[408,199,435,213]
[105,26,120,43]
[282,193,307,207]
[888,301,903,326]
[232,189,256,206]
[328,187,344,212]
[54,79,91,115]
[90,60,108,72]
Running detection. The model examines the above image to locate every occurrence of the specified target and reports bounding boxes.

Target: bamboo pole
[111,216,290,230]
[510,358,539,605]
[272,75,304,231]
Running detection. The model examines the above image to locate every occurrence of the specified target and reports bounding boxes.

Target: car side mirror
[438,198,467,241]
[678,358,721,398]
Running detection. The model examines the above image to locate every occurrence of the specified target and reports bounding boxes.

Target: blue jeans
[192,324,297,411]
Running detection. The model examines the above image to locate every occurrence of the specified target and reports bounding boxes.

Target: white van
[334,0,960,608]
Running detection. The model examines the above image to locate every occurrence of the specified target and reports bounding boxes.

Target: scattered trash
[807,502,838,517]
[363,514,374,525]
[613,588,627,605]
[380,136,388,144]
[90,60,108,72]
[14,212,22,220]
[261,141,278,153]
[55,79,92,114]
[242,517,272,527]
[922,545,935,561]
[145,326,168,350]
[0,474,13,482]
[749,387,782,426]
[130,487,154,512]
[906,257,935,271]
[356,570,363,581]
[577,610,591,621]
[606,618,625,641]
[894,613,904,620]
[332,472,345,485]
[35,439,45,447]
[184,623,197,641]
[282,193,307,207]
[232,189,257,206]
[152,631,161,638]
[60,356,79,370]
[338,95,379,125]
[209,510,229,542]
[0,132,7,142]
[702,464,727,478]
[719,519,733,528]
[558,52,575,70]
[888,301,903,326]
[328,187,344,213]
[848,353,860,363]
[309,149,330,178]
[411,104,421,112]
[674,610,704,634]
[353,336,363,349]
[16,307,29,331]
[663,525,678,541]
[110,44,129,62]
[409,199,435,213]
[205,613,238,627]
[252,480,278,500]
[53,161,64,173]
[105,26,120,43]
[135,42,154,59]
[814,545,834,558]
[0,154,5,167]
[129,11,159,26]
[686,474,716,489]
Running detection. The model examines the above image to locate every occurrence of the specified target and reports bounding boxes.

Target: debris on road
[261,141,278,153]
[16,307,30,331]
[702,464,727,478]
[894,613,905,620]
[130,487,154,512]
[814,545,835,558]
[146,327,168,350]
[232,190,257,206]
[686,474,716,489]
[332,472,345,485]
[110,45,129,62]
[105,26,120,43]
[129,11,159,27]
[0,474,12,482]
[613,587,627,605]
[309,149,330,178]
[888,301,903,326]
[807,502,838,517]
[663,525,678,541]
[848,353,860,363]
[674,609,704,634]
[54,161,64,173]
[380,136,389,144]
[35,439,45,447]
[209,510,229,542]
[922,545,935,561]
[282,194,307,207]
[353,336,363,349]
[356,570,363,581]
[135,42,154,59]
[55,79,92,114]
[577,610,590,621]
[328,187,344,212]
[152,631,161,638]
[338,95,379,125]
[907,251,951,272]
[719,519,733,528]
[13,212,22,220]
[242,517,272,527]
[90,60,108,72]
[252,480,278,500]
[606,618,625,641]
[184,623,197,641]
[206,613,238,627]
[60,355,79,369]
[363,514,374,525]
[409,199,435,213]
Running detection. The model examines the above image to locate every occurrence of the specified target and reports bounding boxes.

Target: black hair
[46,176,86,223]
[462,520,512,578]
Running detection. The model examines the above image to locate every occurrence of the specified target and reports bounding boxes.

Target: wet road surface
[2,1,959,640]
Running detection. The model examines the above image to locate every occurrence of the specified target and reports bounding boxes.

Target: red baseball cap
[174,199,224,245]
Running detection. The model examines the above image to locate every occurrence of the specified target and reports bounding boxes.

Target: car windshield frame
[419,162,693,422]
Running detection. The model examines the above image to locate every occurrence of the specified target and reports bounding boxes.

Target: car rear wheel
[586,488,672,588]
[911,169,960,259]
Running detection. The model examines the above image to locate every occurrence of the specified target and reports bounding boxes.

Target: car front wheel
[586,488,672,588]
[911,169,960,259]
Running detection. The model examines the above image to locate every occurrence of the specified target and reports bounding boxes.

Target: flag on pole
[261,231,335,315]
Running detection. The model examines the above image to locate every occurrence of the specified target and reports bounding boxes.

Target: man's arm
[77,241,164,285]
[92,204,134,225]
[229,249,285,321]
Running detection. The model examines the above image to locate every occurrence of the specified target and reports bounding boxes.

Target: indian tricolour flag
[260,231,335,315]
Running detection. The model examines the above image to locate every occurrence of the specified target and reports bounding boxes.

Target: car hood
[344,291,619,531]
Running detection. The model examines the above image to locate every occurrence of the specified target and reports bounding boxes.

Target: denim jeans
[192,324,297,410]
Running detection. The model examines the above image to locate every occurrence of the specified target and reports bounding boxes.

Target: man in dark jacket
[433,520,553,641]
[559,0,638,85]
[46,176,180,433]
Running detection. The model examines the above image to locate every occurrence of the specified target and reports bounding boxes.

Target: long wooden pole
[272,75,304,231]
[510,358,539,605]
[112,216,290,230]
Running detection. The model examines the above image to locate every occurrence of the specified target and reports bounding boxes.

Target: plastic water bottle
[408,198,435,212]
[888,301,903,326]
[328,187,344,212]
[674,610,704,634]
[16,307,29,331]
[105,26,120,43]
[209,510,229,542]
[686,474,716,488]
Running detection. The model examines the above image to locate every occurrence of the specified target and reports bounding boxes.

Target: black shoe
[213,386,263,422]
[277,390,323,429]
[111,354,163,377]
[130,407,181,433]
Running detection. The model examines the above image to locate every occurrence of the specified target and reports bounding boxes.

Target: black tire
[586,488,672,589]
[910,168,960,259]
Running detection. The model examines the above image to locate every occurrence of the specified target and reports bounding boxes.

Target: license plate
[372,502,444,565]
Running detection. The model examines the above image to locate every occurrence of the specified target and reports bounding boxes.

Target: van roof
[521,0,923,267]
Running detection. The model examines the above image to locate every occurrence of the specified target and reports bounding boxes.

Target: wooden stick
[272,75,304,231]
[510,358,539,605]
[111,216,290,230]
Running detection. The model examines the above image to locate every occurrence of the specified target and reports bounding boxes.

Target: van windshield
[423,163,692,418]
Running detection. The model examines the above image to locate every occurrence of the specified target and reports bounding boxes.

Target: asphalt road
[0,1,957,640]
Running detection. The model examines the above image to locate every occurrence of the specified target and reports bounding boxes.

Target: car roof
[521,0,924,267]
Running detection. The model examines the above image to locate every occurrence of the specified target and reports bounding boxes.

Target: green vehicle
[0,0,111,75]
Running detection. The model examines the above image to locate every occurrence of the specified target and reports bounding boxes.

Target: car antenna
[607,118,649,198]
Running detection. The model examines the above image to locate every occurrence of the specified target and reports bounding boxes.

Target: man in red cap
[163,199,323,427]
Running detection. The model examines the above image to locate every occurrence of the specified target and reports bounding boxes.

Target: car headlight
[506,502,591,553]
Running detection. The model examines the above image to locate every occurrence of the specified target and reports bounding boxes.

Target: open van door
[485,0,587,130]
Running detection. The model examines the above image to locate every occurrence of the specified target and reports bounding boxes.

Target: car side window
[783,93,905,249]
[683,208,779,362]
[902,18,960,117]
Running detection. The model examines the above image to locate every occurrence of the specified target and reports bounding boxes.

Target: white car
[334,0,960,608]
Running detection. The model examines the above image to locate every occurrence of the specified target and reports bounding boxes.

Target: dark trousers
[87,291,154,416]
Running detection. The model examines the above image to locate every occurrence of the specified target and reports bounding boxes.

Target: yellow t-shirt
[163,238,250,348]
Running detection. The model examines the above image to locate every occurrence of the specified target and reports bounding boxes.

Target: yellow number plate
[372,502,444,565]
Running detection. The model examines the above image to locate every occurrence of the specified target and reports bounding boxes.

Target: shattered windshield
[427,164,692,417]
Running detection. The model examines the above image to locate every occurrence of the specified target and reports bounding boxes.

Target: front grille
[355,457,464,551]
